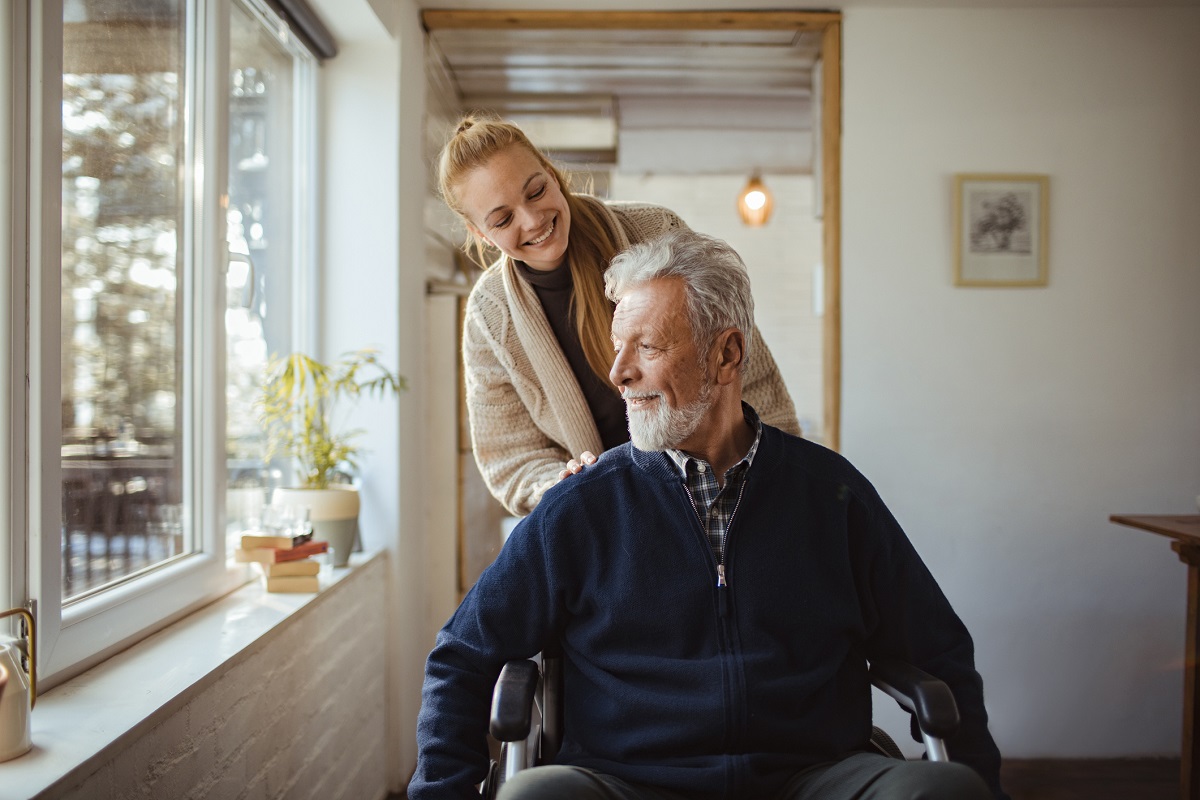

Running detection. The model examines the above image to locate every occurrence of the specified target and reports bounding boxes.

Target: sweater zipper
[684,471,750,769]
[683,477,749,617]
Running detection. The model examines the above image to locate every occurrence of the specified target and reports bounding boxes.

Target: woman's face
[458,145,571,272]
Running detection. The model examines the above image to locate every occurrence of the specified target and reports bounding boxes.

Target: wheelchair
[481,649,961,798]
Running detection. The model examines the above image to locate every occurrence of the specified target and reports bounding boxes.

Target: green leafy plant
[257,349,406,490]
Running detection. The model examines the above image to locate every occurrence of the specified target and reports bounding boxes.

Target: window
[5,0,319,684]
[61,0,189,601]
[225,0,313,539]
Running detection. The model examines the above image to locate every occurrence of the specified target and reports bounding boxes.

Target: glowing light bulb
[744,190,767,211]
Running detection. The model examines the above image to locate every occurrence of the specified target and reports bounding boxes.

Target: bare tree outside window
[60,0,301,598]
[61,0,187,599]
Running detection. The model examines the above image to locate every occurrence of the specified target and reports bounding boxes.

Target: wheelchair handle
[490,659,540,742]
[869,658,959,741]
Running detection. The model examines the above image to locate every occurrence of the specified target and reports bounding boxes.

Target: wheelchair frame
[483,654,961,796]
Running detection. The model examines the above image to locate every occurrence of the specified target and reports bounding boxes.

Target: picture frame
[953,173,1049,287]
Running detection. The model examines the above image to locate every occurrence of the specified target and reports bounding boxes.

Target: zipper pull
[717,564,729,617]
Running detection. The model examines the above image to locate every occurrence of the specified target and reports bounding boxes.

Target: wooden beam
[820,21,842,451]
[423,10,840,32]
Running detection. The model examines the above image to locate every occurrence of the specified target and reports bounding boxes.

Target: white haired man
[412,229,1008,800]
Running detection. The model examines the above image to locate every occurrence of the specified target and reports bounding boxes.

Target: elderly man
[411,229,1008,800]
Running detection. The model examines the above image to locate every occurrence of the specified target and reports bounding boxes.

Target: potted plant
[256,348,406,566]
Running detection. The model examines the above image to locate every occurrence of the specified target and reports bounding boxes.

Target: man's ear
[712,328,745,385]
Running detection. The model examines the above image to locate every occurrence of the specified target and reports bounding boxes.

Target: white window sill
[0,550,385,798]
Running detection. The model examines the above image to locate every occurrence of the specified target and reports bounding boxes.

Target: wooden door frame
[423,9,843,449]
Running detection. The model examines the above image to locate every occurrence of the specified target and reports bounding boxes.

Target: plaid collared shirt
[666,405,762,566]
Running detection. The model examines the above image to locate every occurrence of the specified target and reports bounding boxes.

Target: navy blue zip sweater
[411,425,1006,799]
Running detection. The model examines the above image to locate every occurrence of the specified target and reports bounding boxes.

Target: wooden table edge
[1110,514,1200,545]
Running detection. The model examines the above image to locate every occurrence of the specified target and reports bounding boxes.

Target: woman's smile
[526,217,555,246]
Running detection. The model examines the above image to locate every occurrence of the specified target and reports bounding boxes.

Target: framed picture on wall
[953,173,1049,287]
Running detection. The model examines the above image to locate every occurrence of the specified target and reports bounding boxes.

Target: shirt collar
[665,403,762,479]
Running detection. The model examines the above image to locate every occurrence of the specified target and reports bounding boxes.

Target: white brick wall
[44,559,389,800]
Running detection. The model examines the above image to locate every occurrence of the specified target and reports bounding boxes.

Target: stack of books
[234,532,328,593]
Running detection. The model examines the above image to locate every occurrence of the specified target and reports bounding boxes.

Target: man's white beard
[625,379,714,452]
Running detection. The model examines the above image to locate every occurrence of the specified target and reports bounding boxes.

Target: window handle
[226,251,257,310]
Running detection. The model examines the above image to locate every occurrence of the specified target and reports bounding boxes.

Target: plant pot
[273,485,359,568]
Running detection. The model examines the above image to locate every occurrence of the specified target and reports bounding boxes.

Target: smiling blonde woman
[438,114,800,516]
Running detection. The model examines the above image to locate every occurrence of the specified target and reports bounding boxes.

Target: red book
[234,539,328,564]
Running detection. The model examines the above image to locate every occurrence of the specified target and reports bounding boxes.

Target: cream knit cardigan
[462,199,801,516]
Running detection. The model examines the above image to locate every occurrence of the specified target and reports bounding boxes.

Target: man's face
[609,277,714,452]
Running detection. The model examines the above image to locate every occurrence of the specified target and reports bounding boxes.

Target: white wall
[317,0,401,569]
[311,0,430,790]
[842,7,1200,757]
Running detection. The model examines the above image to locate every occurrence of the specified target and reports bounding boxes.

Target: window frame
[7,0,320,687]
[2,0,26,619]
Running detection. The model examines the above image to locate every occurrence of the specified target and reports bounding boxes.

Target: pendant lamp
[737,174,773,227]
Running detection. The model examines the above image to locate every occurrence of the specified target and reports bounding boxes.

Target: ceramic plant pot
[273,485,360,568]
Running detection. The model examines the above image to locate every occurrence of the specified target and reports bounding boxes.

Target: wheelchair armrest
[490,660,540,742]
[869,659,960,740]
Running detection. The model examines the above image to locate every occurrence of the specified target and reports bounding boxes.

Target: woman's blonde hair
[438,113,618,385]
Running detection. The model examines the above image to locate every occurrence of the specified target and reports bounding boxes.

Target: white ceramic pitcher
[0,607,36,762]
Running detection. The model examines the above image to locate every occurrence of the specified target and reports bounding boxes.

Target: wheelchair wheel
[481,758,503,799]
[868,725,905,759]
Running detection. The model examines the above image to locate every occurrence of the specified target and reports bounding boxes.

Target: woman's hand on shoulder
[557,451,597,482]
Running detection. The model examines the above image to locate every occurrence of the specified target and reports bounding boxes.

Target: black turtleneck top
[515,260,629,451]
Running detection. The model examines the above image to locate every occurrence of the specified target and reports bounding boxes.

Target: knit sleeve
[849,481,1009,800]
[411,511,566,799]
[743,325,802,437]
[462,280,573,517]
